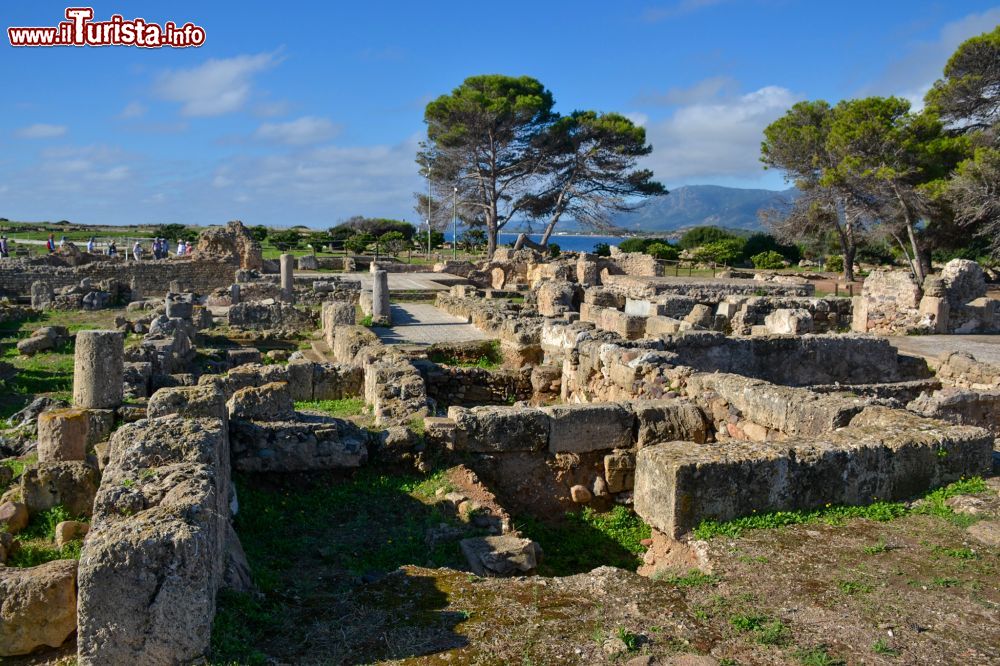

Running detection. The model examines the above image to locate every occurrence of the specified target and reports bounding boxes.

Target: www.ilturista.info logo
[8,7,205,48]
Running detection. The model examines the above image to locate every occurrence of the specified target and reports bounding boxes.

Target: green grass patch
[654,569,720,587]
[692,477,988,540]
[427,340,502,369]
[836,579,874,595]
[730,613,789,645]
[795,645,846,665]
[515,505,651,576]
[294,398,367,419]
[8,540,82,567]
[872,638,900,656]
[210,468,472,663]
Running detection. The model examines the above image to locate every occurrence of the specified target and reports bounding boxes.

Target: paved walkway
[889,335,1000,365]
[300,271,466,292]
[374,303,489,345]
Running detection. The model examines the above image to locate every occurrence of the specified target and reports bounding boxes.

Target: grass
[692,477,988,540]
[654,569,720,588]
[0,308,132,419]
[7,505,87,568]
[427,340,502,369]
[515,505,651,576]
[836,579,874,595]
[294,397,367,419]
[730,613,788,645]
[872,638,900,656]
[795,645,846,665]
[210,468,474,663]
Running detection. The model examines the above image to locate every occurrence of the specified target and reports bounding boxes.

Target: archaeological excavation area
[0,221,998,665]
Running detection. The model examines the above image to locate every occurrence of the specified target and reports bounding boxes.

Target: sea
[443,231,629,254]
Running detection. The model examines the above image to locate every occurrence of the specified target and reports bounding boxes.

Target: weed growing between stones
[294,397,367,419]
[794,644,846,665]
[7,504,87,567]
[692,477,988,539]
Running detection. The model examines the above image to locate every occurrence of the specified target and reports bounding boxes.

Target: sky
[1,0,999,228]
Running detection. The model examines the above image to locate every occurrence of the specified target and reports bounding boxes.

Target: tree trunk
[539,215,560,247]
[893,185,926,283]
[834,225,854,282]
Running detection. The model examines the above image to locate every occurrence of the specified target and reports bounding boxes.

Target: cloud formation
[641,85,797,182]
[155,52,279,117]
[253,116,341,145]
[15,123,67,139]
[870,8,1000,105]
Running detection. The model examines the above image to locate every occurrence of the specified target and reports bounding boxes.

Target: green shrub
[618,238,653,253]
[744,232,800,263]
[344,233,373,255]
[593,242,611,256]
[646,242,679,261]
[679,226,736,249]
[751,250,786,269]
[694,238,746,264]
[269,229,301,249]
[548,243,561,258]
[824,254,844,272]
[378,230,407,254]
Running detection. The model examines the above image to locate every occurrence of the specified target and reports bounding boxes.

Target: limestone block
[37,408,90,462]
[0,560,78,657]
[543,403,634,453]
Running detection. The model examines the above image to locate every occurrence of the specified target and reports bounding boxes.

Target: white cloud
[155,52,278,117]
[641,85,798,182]
[871,8,1000,102]
[253,116,340,145]
[637,75,739,106]
[118,101,147,119]
[207,135,421,218]
[15,123,67,139]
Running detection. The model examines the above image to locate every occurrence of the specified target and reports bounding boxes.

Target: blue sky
[1,1,998,228]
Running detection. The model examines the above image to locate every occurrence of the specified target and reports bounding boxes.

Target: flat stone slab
[375,303,489,345]
[889,335,1000,366]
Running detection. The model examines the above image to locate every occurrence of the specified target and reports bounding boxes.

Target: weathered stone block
[604,450,636,493]
[227,381,295,421]
[633,399,709,447]
[37,408,90,462]
[449,405,549,452]
[147,384,227,421]
[20,462,99,517]
[0,560,78,657]
[543,403,634,453]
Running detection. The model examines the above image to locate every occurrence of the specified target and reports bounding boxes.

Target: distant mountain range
[611,184,798,234]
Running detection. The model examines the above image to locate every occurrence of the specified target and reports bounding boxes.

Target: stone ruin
[1,245,998,662]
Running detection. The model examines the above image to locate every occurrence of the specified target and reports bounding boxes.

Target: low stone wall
[908,387,1000,436]
[662,332,929,386]
[418,362,532,407]
[435,292,544,367]
[0,256,236,300]
[726,296,852,335]
[932,351,1000,389]
[634,405,994,538]
[77,388,234,664]
[602,274,814,301]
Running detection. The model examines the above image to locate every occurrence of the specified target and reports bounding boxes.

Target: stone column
[37,408,89,462]
[372,270,391,325]
[73,330,124,409]
[230,283,240,305]
[280,253,295,303]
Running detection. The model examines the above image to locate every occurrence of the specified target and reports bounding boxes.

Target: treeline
[761,25,1000,281]
[594,227,802,269]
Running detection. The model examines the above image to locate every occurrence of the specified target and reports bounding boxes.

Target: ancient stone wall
[931,351,1000,389]
[0,257,235,300]
[77,388,234,664]
[419,362,533,407]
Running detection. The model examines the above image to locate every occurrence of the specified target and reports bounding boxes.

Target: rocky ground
[193,471,1000,666]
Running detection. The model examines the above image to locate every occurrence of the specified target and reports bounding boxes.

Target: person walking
[86,236,96,253]
[107,240,118,257]
[59,235,66,248]
[0,236,8,259]
[46,233,55,253]
[176,239,187,257]
[132,241,143,262]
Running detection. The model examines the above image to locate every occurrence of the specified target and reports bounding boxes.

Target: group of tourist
[31,232,195,261]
